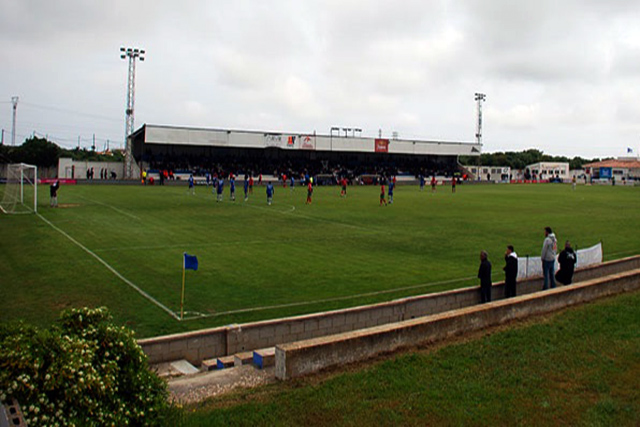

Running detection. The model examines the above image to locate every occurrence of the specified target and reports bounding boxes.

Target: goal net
[0,163,38,214]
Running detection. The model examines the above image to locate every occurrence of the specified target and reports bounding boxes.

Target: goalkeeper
[50,180,60,208]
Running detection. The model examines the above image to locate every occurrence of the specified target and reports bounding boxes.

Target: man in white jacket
[541,226,558,290]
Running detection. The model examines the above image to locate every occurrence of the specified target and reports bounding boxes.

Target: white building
[467,165,511,182]
[525,162,570,181]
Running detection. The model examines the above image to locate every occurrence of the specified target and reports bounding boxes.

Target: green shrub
[0,307,169,426]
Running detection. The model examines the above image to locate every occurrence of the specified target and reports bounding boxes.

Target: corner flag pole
[180,258,186,321]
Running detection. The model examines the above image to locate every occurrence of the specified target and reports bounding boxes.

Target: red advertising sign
[375,139,389,153]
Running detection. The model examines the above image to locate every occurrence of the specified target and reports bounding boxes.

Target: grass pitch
[1,182,639,337]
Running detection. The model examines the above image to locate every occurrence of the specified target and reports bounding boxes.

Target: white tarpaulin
[516,242,603,280]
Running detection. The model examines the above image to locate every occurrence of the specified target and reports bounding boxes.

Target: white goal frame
[0,163,38,214]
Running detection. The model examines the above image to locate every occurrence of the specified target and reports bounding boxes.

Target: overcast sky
[2,0,640,158]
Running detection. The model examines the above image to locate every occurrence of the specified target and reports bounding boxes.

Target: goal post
[0,163,38,214]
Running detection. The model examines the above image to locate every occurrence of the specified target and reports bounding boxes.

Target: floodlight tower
[120,46,145,179]
[474,92,486,145]
[11,96,19,146]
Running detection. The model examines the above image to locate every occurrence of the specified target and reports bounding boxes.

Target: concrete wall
[139,255,640,365]
[275,268,640,379]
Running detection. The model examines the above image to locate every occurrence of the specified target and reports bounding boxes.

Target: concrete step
[201,358,218,372]
[234,351,254,367]
[253,347,276,369]
[216,355,235,370]
[171,359,200,376]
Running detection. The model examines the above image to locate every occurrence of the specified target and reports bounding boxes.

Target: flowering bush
[0,307,169,426]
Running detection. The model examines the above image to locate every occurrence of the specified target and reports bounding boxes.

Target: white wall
[58,158,125,179]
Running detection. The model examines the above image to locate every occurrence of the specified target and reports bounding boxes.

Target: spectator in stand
[50,180,60,208]
[503,245,518,298]
[266,181,274,205]
[541,227,558,290]
[556,241,577,285]
[478,250,492,303]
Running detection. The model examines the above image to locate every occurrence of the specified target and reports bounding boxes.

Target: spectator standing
[503,245,518,298]
[556,241,577,285]
[50,180,60,208]
[572,175,576,190]
[541,227,558,290]
[478,251,492,303]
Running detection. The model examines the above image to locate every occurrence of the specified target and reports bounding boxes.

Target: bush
[0,307,169,426]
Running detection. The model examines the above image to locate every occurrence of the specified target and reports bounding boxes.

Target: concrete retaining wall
[139,255,640,365]
[275,268,640,379]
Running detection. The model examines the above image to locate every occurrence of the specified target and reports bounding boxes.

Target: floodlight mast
[11,96,19,146]
[474,93,486,145]
[120,47,145,179]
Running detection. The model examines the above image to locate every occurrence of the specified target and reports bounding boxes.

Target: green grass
[175,289,640,426]
[1,182,640,337]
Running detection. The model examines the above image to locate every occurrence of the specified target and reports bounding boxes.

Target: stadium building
[583,158,640,182]
[128,124,481,181]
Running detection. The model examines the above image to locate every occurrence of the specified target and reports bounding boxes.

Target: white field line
[37,213,180,320]
[180,275,477,320]
[77,195,140,220]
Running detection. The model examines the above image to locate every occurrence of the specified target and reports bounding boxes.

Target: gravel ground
[168,365,276,404]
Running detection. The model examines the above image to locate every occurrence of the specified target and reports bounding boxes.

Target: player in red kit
[380,183,387,206]
[306,181,313,204]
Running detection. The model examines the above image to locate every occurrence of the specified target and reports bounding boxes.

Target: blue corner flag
[184,253,198,271]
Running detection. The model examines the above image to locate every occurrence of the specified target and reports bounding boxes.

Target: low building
[583,158,640,182]
[466,165,511,182]
[525,162,569,181]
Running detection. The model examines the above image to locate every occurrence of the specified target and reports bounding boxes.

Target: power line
[20,101,121,123]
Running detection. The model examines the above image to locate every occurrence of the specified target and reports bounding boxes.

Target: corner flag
[184,253,198,271]
[181,253,198,320]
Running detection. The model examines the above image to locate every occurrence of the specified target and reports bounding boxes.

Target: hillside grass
[176,290,640,426]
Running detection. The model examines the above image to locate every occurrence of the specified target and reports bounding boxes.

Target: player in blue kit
[419,174,425,191]
[243,176,249,201]
[230,176,236,201]
[388,180,394,204]
[216,177,224,202]
[266,182,274,205]
[290,175,295,191]
[188,174,195,195]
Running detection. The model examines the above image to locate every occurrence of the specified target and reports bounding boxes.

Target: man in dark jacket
[556,241,577,285]
[478,250,492,303]
[503,245,518,298]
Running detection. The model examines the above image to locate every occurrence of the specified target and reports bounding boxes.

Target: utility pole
[120,46,145,179]
[11,96,19,146]
[1,129,4,145]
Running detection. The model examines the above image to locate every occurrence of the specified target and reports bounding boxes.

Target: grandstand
[129,124,481,181]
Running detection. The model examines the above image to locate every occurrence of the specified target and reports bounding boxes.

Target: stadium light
[120,46,145,179]
[474,93,486,146]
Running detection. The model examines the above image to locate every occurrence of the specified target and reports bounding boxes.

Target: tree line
[459,149,600,170]
[0,137,123,168]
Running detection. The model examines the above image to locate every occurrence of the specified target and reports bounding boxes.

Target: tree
[13,137,60,168]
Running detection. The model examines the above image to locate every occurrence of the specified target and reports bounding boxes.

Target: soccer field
[1,182,639,338]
